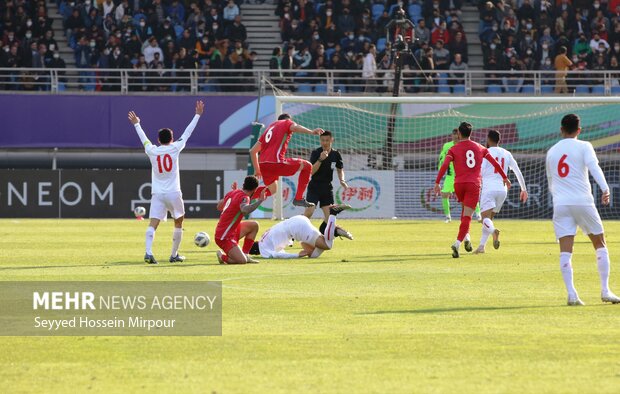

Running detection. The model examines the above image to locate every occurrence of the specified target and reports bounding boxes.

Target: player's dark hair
[242,175,259,191]
[561,113,580,134]
[249,241,260,255]
[452,128,458,134]
[488,129,501,144]
[321,130,333,138]
[278,113,292,121]
[458,122,473,137]
[158,128,173,144]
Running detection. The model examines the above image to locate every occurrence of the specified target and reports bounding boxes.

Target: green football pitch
[1,218,619,393]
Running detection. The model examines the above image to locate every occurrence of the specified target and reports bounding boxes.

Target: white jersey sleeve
[134,123,157,156]
[507,152,527,191]
[546,139,606,206]
[172,114,200,151]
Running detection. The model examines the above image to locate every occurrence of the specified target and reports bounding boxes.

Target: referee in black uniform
[304,130,353,239]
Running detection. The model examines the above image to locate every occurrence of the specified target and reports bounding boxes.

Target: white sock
[145,226,156,255]
[479,218,495,247]
[171,228,183,257]
[324,215,337,249]
[560,252,578,298]
[464,233,471,242]
[596,247,610,295]
[454,240,461,248]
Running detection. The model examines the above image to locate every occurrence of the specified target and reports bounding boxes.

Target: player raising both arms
[250,113,324,208]
[128,100,204,264]
[434,122,510,258]
[474,130,528,254]
[215,176,268,265]
[546,114,619,305]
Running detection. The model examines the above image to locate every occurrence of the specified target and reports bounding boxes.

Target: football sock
[560,252,578,298]
[457,216,472,242]
[295,161,312,200]
[319,221,327,233]
[479,218,495,247]
[171,228,182,257]
[221,254,229,263]
[145,226,155,255]
[454,240,461,248]
[442,198,451,217]
[324,214,337,249]
[242,237,255,254]
[596,247,610,294]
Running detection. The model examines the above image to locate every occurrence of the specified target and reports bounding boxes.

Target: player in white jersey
[248,205,349,259]
[128,100,204,264]
[474,130,528,254]
[546,114,619,306]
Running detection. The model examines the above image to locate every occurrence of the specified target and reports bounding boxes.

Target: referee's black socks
[319,221,327,233]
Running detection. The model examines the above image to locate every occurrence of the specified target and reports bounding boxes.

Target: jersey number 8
[156,154,173,173]
[465,150,476,168]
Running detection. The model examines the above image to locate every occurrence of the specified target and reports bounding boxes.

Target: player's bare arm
[337,168,348,189]
[240,188,268,215]
[291,123,325,135]
[249,141,262,178]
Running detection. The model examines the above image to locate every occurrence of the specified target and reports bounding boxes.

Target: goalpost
[270,95,620,220]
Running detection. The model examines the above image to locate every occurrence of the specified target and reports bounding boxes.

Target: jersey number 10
[156,154,173,173]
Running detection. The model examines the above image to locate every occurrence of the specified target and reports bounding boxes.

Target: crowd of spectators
[479,0,620,92]
[0,0,257,90]
[269,0,469,92]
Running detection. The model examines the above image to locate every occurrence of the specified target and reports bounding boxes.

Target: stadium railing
[0,68,619,95]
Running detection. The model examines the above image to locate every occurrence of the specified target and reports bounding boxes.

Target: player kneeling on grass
[474,129,528,254]
[215,176,268,265]
[249,205,350,259]
[546,114,620,306]
[128,100,204,265]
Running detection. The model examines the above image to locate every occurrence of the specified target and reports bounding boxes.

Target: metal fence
[1,67,620,95]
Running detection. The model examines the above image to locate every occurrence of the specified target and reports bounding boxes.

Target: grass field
[1,218,619,393]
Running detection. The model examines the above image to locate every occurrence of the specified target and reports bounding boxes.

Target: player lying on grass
[546,114,620,305]
[249,113,324,208]
[434,122,510,258]
[128,100,204,265]
[248,205,350,259]
[215,176,268,265]
[474,129,528,254]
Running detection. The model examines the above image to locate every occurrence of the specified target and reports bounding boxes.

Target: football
[194,232,210,248]
[133,206,146,217]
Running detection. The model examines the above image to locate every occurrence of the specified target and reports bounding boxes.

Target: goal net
[269,95,620,220]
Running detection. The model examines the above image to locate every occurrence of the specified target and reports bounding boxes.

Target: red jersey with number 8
[258,119,296,163]
[446,140,491,186]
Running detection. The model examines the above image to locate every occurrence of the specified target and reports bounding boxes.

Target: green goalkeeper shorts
[441,175,455,194]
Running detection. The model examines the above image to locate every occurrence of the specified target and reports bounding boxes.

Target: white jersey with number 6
[546,138,609,207]
[134,114,200,194]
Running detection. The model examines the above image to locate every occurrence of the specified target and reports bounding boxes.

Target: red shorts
[215,227,240,254]
[260,158,310,186]
[454,182,481,209]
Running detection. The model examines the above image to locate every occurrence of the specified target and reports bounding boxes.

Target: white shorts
[553,205,604,239]
[480,189,507,213]
[149,191,185,220]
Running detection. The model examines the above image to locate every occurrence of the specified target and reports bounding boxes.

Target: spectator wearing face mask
[590,32,610,53]
[143,37,164,64]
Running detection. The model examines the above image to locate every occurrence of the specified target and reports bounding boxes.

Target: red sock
[457,216,472,242]
[295,162,311,200]
[242,238,255,254]
[221,254,229,263]
[252,186,272,199]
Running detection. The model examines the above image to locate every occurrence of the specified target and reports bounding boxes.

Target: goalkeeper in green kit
[437,129,482,222]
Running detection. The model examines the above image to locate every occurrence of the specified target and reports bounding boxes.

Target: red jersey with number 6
[258,119,296,163]
[215,189,249,240]
[445,140,505,186]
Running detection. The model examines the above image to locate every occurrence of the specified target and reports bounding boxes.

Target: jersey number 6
[156,154,173,173]
[264,127,274,143]
[465,150,476,168]
[558,154,569,178]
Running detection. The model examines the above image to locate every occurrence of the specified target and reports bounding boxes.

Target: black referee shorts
[306,182,334,208]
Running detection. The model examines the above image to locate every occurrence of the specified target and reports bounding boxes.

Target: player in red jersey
[249,113,324,208]
[214,176,268,264]
[434,122,511,258]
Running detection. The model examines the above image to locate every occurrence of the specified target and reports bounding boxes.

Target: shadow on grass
[358,305,560,315]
